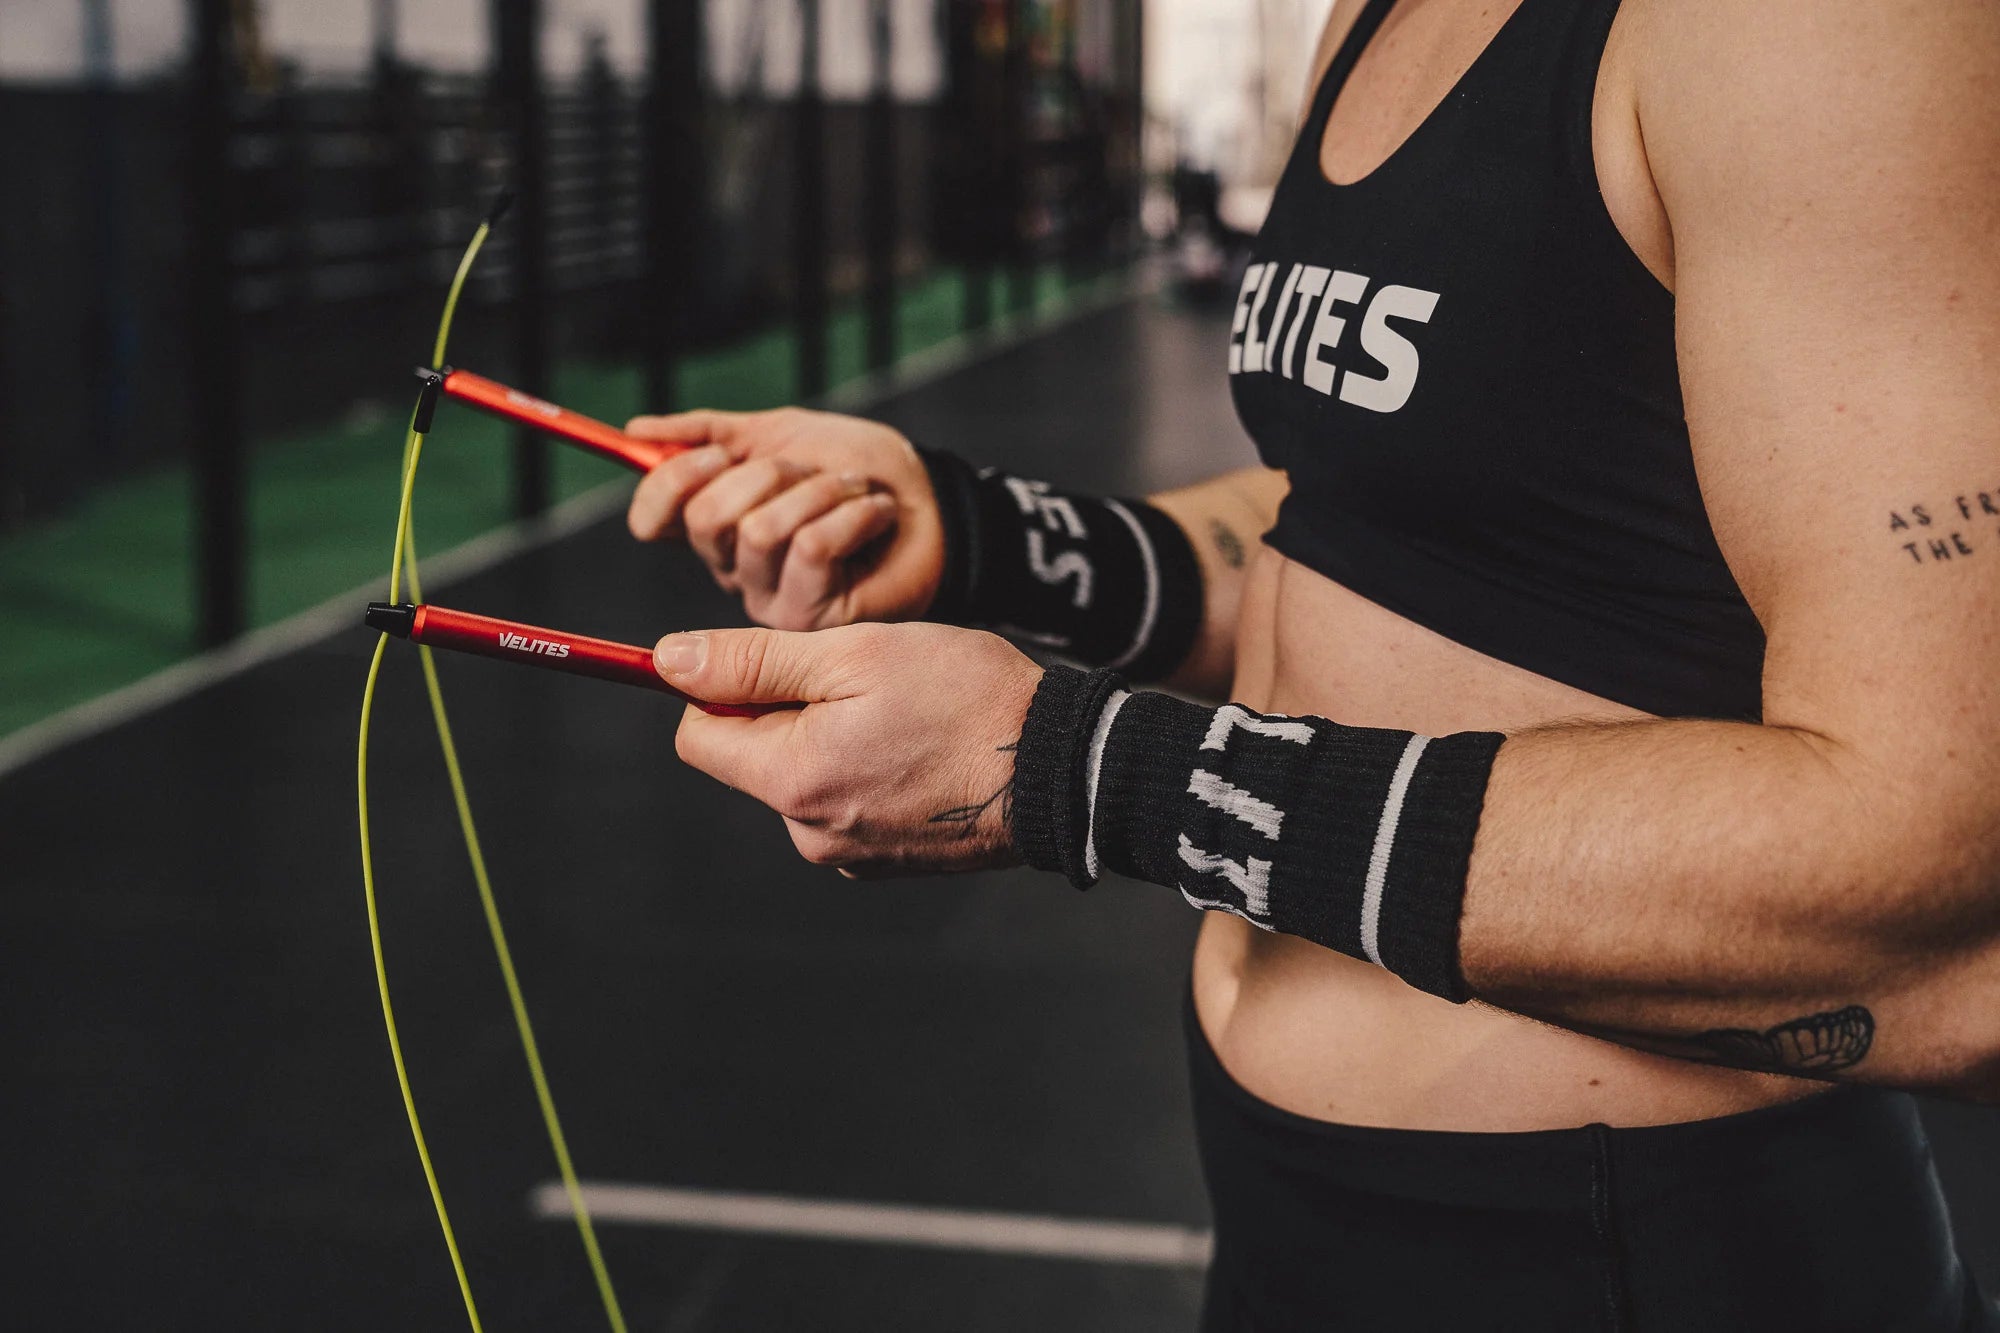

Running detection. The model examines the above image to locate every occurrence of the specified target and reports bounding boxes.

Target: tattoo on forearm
[1583,1004,1876,1079]
[1887,489,2000,566]
[927,744,1016,840]
[1209,519,1247,570]
[1688,1005,1874,1074]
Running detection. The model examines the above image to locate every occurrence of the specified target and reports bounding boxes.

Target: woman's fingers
[682,456,815,579]
[734,472,874,604]
[627,445,732,541]
[625,409,740,448]
[773,492,899,625]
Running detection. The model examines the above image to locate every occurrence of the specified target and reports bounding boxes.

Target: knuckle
[738,512,780,553]
[791,528,831,565]
[683,498,720,543]
[661,451,702,486]
[845,622,895,657]
[793,829,836,866]
[731,631,776,695]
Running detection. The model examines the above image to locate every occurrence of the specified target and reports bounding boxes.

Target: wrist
[1009,666,1505,1002]
[913,448,1203,678]
[1008,665,1127,884]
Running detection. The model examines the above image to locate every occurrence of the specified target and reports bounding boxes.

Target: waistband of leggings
[1183,984,1925,1201]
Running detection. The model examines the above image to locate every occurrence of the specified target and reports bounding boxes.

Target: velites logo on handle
[1228,260,1440,415]
[498,631,571,658]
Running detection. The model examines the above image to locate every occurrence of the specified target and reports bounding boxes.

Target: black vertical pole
[1004,0,1035,318]
[190,0,244,646]
[1120,0,1143,264]
[372,0,398,62]
[495,0,550,518]
[276,66,313,308]
[1058,0,1092,285]
[794,0,828,399]
[371,1,426,294]
[584,37,616,290]
[945,2,991,334]
[84,0,135,482]
[642,0,703,412]
[0,107,13,529]
[863,0,897,374]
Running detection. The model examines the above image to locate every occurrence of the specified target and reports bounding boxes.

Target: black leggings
[1187,994,1996,1332]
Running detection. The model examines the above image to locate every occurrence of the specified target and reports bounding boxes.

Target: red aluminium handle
[438,369,675,474]
[403,603,793,718]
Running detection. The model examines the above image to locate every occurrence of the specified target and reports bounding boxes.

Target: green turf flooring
[0,264,1108,741]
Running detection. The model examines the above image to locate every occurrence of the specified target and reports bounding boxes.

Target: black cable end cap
[365,602,417,638]
[485,190,516,226]
[411,365,445,433]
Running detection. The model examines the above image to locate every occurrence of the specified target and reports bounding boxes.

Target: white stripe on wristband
[1082,688,1134,883]
[1359,734,1432,968]
[1099,499,1160,673]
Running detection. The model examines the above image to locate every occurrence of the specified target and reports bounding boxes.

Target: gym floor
[9,296,1998,1330]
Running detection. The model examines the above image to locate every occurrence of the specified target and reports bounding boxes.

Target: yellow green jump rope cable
[356,209,628,1333]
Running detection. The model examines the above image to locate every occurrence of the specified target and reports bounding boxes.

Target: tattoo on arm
[927,744,1016,840]
[1689,1005,1875,1074]
[1887,487,2000,566]
[1577,1005,1875,1079]
[1209,519,1246,570]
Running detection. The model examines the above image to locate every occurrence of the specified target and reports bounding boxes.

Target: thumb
[654,627,830,704]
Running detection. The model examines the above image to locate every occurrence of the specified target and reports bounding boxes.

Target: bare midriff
[1190,545,1817,1131]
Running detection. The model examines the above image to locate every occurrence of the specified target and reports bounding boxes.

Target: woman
[619,0,2000,1326]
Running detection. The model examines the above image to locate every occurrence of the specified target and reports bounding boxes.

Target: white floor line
[529,1181,1214,1270]
[0,271,1146,783]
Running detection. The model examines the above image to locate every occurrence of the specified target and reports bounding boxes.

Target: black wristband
[918,449,1204,681]
[1009,665,1126,887]
[1011,667,1504,1002]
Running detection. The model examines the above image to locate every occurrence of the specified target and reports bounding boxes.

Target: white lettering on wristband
[1100,499,1159,672]
[1177,837,1273,918]
[1082,688,1133,883]
[1186,770,1284,840]
[1025,529,1093,608]
[1359,734,1432,968]
[1200,705,1315,752]
[1004,477,1086,538]
[1174,705,1310,919]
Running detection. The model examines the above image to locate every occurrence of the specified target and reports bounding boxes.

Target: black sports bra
[1229,0,1766,720]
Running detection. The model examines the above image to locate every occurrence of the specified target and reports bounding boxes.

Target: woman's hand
[624,406,946,630]
[655,622,1040,875]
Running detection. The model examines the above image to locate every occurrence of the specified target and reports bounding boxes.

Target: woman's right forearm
[1148,467,1288,697]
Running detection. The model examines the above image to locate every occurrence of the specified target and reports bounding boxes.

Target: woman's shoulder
[1299,0,1376,130]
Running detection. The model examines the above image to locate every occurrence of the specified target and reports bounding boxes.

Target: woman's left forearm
[1460,716,2000,1096]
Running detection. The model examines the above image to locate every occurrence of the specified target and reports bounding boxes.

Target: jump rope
[356,196,784,1330]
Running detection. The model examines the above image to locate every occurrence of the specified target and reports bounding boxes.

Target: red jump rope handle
[437,369,676,474]
[367,602,795,719]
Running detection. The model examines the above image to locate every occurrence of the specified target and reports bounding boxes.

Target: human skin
[629,0,2000,1118]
